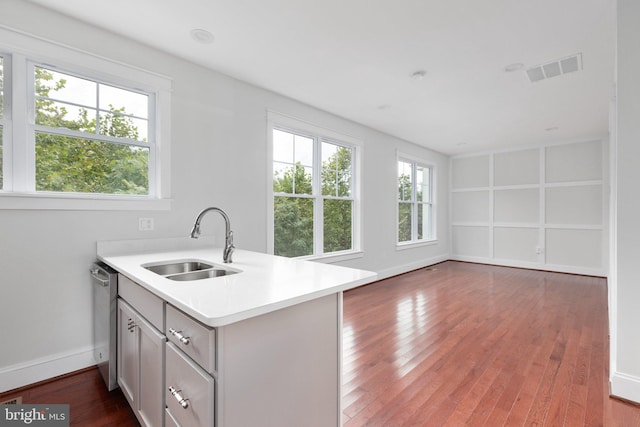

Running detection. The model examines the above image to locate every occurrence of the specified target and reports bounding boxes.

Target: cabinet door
[137,315,165,427]
[117,299,137,407]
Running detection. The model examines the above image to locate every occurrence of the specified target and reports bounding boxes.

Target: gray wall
[450,140,608,276]
[0,1,449,390]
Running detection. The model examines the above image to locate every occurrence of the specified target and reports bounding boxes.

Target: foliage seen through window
[273,128,355,257]
[34,66,150,194]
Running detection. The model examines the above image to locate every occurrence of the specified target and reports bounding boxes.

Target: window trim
[0,52,13,192]
[0,27,172,210]
[267,111,362,260]
[396,151,437,247]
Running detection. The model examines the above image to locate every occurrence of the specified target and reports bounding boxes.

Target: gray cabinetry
[117,275,165,427]
[165,342,215,427]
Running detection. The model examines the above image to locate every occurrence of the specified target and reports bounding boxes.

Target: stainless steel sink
[144,261,213,275]
[142,259,239,281]
[166,269,237,281]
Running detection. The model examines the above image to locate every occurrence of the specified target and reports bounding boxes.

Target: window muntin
[272,127,356,258]
[398,159,434,243]
[35,66,149,141]
[273,129,313,195]
[321,141,353,253]
[32,65,152,195]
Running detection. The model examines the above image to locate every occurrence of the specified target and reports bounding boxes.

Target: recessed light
[377,104,392,110]
[456,142,468,146]
[410,70,427,80]
[545,126,560,132]
[190,29,215,44]
[504,63,524,72]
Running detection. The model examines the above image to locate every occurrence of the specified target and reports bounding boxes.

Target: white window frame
[0,53,12,192]
[267,111,363,262]
[397,152,437,248]
[0,27,172,211]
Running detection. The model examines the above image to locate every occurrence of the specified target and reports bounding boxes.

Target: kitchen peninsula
[97,237,377,427]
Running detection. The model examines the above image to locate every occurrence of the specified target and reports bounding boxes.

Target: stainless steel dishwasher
[91,261,118,391]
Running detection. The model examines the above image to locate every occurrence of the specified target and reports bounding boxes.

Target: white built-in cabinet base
[119,272,343,427]
[216,293,341,427]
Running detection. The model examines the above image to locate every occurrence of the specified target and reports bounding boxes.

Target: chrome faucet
[190,207,235,263]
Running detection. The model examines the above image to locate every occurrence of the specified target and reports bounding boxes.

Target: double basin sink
[143,260,239,281]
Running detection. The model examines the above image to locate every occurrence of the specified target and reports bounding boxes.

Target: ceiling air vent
[526,53,582,83]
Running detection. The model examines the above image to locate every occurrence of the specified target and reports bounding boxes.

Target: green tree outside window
[34,66,149,194]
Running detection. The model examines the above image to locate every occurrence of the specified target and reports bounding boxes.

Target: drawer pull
[169,386,189,409]
[168,328,191,345]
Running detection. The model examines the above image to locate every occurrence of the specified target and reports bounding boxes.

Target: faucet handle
[190,223,201,239]
[224,230,235,263]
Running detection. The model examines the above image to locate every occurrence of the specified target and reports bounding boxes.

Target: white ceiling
[28,0,616,155]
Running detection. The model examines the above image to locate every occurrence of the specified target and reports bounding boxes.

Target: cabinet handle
[168,328,190,345]
[168,386,189,409]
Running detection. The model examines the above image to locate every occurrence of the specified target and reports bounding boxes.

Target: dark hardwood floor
[2,261,639,426]
[342,261,640,426]
[0,367,138,426]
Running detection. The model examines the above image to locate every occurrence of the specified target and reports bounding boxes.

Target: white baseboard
[0,346,96,393]
[376,254,449,281]
[611,372,640,404]
[450,255,606,277]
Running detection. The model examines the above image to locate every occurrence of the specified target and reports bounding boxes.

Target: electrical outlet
[139,217,154,231]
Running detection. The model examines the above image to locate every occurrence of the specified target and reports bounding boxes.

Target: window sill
[396,239,438,251]
[303,250,364,264]
[0,192,172,211]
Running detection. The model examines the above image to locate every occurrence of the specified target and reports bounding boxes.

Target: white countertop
[97,238,377,327]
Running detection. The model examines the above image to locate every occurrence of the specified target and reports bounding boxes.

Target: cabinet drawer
[166,304,216,374]
[118,274,164,331]
[165,342,215,427]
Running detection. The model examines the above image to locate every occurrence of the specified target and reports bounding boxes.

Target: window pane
[398,202,412,242]
[294,166,313,195]
[35,66,148,142]
[337,171,352,197]
[294,134,313,167]
[416,165,430,202]
[36,67,97,106]
[273,129,293,163]
[99,84,148,119]
[99,112,148,141]
[35,132,149,194]
[322,169,337,196]
[273,164,312,195]
[417,203,432,240]
[274,196,314,257]
[273,162,293,193]
[398,161,412,201]
[322,143,352,197]
[324,199,352,253]
[322,142,337,163]
[36,100,95,130]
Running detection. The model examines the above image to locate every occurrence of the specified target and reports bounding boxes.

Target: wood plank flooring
[342,261,640,426]
[0,367,138,426]
[1,261,639,426]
